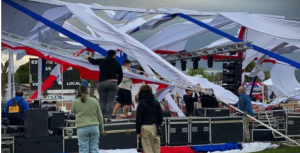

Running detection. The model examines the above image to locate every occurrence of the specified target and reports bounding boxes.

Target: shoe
[107,119,112,124]
[111,115,116,119]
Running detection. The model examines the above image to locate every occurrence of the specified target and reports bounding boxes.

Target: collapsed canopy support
[176,13,300,70]
[2,0,123,64]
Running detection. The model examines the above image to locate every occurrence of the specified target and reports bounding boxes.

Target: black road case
[58,127,78,153]
[194,108,230,117]
[99,122,137,149]
[287,112,300,137]
[1,137,14,153]
[251,129,286,141]
[190,117,210,144]
[210,117,243,143]
[160,118,168,146]
[168,117,189,146]
[14,136,63,153]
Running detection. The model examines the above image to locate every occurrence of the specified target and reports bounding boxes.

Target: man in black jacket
[183,89,198,116]
[88,50,123,124]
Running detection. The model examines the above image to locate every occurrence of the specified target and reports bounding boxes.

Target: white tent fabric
[143,16,238,51]
[165,93,185,117]
[263,79,284,101]
[209,142,279,153]
[187,76,239,104]
[220,12,300,48]
[64,3,193,84]
[270,63,300,95]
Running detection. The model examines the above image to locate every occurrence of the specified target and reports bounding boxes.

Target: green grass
[255,145,300,153]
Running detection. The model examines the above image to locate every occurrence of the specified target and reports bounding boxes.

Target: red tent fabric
[160,146,195,153]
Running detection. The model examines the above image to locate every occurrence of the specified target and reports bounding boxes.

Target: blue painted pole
[177,13,300,70]
[3,0,123,64]
[249,76,257,97]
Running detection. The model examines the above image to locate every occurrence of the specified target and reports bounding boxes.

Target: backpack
[8,98,24,121]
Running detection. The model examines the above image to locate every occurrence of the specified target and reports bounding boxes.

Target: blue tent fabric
[3,0,123,64]
[191,143,241,152]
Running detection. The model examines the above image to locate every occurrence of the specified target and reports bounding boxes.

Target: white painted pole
[11,50,15,95]
[7,49,12,100]
[227,104,300,145]
[61,65,63,101]
[37,58,42,100]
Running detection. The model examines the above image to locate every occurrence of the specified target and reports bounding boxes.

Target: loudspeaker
[160,118,168,146]
[49,112,65,135]
[24,109,48,137]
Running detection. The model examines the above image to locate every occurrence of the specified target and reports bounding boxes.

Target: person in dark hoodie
[87,50,123,124]
[201,89,219,108]
[183,89,198,116]
[136,85,163,153]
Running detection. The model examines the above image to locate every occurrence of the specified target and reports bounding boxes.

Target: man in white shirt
[112,59,133,119]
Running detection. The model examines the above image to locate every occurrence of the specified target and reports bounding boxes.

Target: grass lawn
[255,145,300,153]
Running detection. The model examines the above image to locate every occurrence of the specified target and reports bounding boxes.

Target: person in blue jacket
[231,86,253,142]
[5,90,30,125]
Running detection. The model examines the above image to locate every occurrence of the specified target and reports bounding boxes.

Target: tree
[15,62,30,83]
[1,60,9,98]
[187,67,212,81]
[244,61,255,82]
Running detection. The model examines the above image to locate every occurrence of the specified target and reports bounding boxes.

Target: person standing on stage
[112,59,133,119]
[72,85,104,153]
[87,50,123,124]
[5,90,29,125]
[136,85,163,153]
[270,91,276,101]
[183,89,198,116]
[230,86,254,142]
[80,76,89,88]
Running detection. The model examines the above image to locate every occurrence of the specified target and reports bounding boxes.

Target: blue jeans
[77,125,100,153]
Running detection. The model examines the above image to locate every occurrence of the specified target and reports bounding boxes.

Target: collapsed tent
[2,0,300,107]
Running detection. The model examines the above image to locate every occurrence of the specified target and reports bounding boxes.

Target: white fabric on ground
[99,149,138,153]
[209,142,279,153]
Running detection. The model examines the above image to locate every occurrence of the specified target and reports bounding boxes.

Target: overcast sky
[2,0,300,73]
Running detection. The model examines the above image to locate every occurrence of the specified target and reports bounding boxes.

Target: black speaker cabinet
[99,123,137,149]
[168,118,189,146]
[49,112,65,135]
[1,137,14,153]
[24,109,49,137]
[15,136,63,153]
[58,127,78,153]
[194,109,205,117]
[211,117,243,143]
[190,117,210,144]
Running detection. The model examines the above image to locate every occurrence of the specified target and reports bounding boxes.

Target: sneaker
[111,115,116,119]
[107,119,112,124]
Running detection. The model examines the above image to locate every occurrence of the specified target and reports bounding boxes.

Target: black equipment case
[100,122,137,149]
[160,118,168,146]
[1,137,14,153]
[14,136,63,153]
[190,117,210,144]
[210,117,243,143]
[194,108,230,117]
[167,117,189,146]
